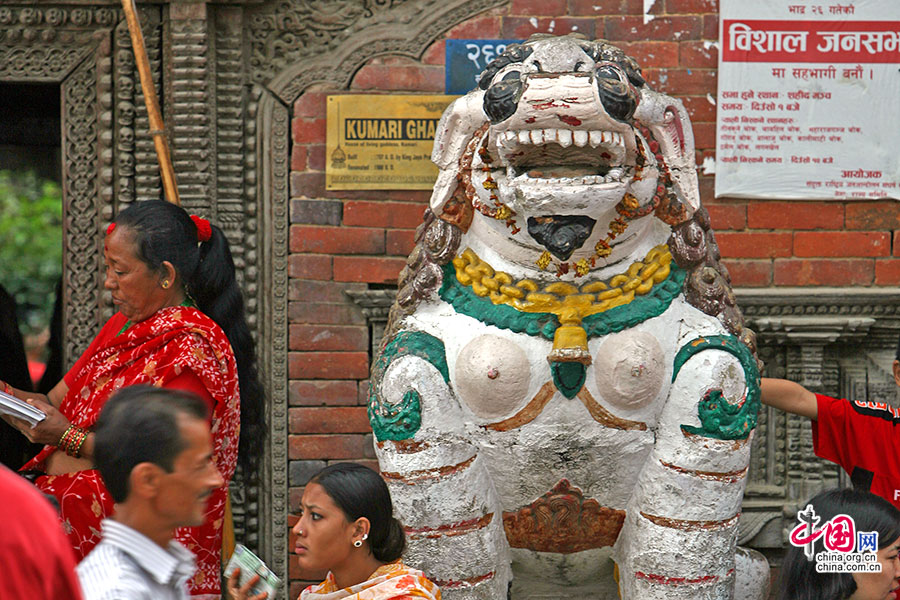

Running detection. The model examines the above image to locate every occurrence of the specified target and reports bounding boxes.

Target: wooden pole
[120,0,181,206]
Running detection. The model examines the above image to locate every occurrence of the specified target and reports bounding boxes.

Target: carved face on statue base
[372,35,766,600]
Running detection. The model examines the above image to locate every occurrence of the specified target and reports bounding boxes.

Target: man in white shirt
[77,386,224,600]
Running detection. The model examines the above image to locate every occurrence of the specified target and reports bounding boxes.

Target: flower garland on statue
[473,144,521,234]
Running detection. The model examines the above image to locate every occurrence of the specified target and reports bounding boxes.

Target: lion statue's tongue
[526,215,597,261]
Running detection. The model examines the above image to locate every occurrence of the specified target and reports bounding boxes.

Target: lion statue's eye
[596,64,623,81]
[483,77,524,123]
[502,70,521,82]
[593,64,636,122]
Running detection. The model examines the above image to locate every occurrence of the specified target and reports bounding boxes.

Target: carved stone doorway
[0,0,273,568]
[0,5,132,366]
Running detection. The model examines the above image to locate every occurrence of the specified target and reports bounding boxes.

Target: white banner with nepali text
[716,0,900,199]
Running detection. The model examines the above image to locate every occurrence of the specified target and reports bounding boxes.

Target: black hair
[778,488,900,600]
[37,277,63,394]
[309,463,406,562]
[112,200,265,474]
[94,385,209,503]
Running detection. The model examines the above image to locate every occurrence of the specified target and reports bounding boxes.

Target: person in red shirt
[0,464,84,599]
[762,376,900,510]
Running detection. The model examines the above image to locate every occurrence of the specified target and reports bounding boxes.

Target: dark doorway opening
[0,82,63,468]
[0,82,61,181]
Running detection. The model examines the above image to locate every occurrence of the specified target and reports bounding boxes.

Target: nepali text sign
[716,0,900,199]
[326,95,457,190]
[445,39,521,94]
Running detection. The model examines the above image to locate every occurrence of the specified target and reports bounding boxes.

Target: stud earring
[161,280,170,289]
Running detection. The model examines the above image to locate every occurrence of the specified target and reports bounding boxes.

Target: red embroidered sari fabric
[22,306,240,598]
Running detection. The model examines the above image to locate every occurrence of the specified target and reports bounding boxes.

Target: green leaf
[0,170,62,335]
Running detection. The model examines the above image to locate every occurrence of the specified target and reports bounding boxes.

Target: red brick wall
[285,0,898,593]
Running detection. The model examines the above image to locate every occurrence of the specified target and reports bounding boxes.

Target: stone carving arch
[253,83,292,585]
[247,0,507,103]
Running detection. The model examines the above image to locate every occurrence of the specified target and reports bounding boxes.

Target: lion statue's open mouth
[495,127,630,184]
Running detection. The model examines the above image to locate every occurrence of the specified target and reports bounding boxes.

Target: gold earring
[162,280,170,289]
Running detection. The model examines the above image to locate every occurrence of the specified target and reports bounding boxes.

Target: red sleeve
[812,393,900,482]
[63,313,128,387]
[163,369,216,419]
[0,466,84,600]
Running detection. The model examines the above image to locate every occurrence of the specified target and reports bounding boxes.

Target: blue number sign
[445,39,522,95]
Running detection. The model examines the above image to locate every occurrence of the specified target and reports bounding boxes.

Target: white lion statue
[368,34,769,600]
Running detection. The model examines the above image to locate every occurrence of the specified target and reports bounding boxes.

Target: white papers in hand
[0,389,46,428]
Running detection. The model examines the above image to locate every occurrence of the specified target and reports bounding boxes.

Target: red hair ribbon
[106,222,116,236]
[191,215,212,242]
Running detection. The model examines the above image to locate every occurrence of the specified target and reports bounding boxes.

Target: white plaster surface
[511,547,619,594]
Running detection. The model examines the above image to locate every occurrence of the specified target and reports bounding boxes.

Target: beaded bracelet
[58,424,76,450]
[58,425,88,458]
[65,429,78,455]
[66,428,83,457]
[68,428,88,458]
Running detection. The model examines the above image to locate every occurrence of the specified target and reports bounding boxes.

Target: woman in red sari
[2,200,265,600]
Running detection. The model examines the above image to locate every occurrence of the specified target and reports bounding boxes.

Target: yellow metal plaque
[326,95,458,190]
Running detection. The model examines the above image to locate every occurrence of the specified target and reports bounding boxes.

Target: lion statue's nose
[527,215,597,261]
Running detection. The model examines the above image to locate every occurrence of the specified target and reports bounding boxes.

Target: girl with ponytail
[3,199,263,600]
[229,462,440,600]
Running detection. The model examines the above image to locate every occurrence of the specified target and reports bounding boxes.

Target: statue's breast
[429,243,691,426]
[590,329,666,412]
[439,319,673,428]
[454,333,533,421]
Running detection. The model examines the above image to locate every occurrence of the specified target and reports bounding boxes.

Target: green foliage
[0,170,62,335]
